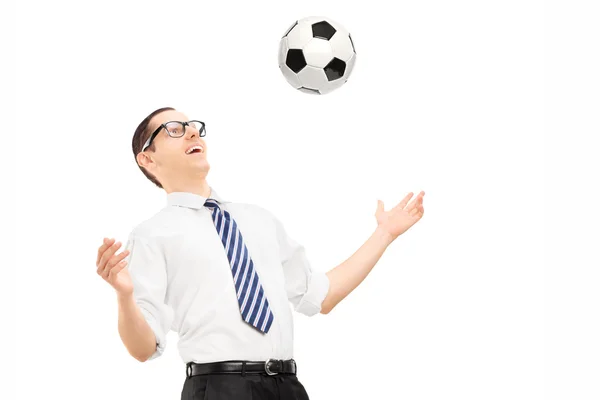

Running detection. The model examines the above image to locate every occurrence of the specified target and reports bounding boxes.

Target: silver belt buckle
[264,358,279,375]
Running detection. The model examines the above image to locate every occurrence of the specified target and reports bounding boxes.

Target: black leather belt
[186,359,297,377]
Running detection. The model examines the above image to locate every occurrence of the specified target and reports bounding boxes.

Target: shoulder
[128,206,180,239]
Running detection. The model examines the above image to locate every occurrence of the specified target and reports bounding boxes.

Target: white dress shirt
[124,187,330,364]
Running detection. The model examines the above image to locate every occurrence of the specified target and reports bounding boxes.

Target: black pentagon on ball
[285,49,307,73]
[324,57,346,81]
[312,21,336,40]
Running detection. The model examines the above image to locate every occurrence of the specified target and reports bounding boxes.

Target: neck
[163,178,211,197]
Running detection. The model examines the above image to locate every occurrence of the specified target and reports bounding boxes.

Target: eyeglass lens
[164,121,203,137]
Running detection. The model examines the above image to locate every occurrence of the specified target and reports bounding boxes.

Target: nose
[185,127,197,140]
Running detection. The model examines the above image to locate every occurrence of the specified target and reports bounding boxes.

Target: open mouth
[185,145,204,155]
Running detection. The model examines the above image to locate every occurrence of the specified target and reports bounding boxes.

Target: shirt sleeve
[124,233,174,360]
[273,215,330,316]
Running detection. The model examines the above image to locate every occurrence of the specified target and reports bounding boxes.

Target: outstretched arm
[320,191,425,314]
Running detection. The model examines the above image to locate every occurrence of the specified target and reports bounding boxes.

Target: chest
[164,208,284,291]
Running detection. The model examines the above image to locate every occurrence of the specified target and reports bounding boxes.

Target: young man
[95,107,425,400]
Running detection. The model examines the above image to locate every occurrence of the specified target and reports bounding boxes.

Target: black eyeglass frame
[141,120,206,152]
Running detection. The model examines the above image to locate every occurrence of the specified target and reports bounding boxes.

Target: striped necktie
[204,198,274,333]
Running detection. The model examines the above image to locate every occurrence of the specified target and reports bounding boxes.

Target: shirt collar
[166,186,228,210]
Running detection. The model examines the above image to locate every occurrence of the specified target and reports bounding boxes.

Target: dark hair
[131,107,175,189]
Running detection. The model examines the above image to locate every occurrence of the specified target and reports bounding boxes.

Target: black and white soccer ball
[278,16,356,95]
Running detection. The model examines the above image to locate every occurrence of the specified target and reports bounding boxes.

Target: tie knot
[204,198,220,210]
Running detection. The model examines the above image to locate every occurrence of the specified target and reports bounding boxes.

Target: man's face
[137,110,209,182]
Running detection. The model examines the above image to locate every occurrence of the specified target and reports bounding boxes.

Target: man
[95,107,425,400]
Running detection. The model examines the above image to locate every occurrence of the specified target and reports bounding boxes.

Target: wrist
[116,291,134,303]
[374,226,395,246]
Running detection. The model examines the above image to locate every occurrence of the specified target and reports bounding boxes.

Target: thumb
[376,199,384,215]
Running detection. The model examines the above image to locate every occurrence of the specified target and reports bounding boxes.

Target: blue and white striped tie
[204,198,274,333]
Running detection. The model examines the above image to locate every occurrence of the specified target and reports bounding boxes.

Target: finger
[393,192,414,211]
[411,204,424,218]
[405,198,417,213]
[108,260,128,281]
[98,241,123,275]
[404,192,424,213]
[101,249,130,279]
[413,191,425,206]
[98,240,122,274]
[97,238,115,266]
[412,196,425,212]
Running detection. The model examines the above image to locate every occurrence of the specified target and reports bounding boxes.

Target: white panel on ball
[329,32,355,62]
[303,38,333,68]
[318,81,337,95]
[345,53,357,78]
[280,64,303,89]
[286,21,314,49]
[297,66,329,91]
[278,37,289,66]
[321,73,346,94]
[298,87,321,95]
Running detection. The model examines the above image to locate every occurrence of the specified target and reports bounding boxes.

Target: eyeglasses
[141,120,206,152]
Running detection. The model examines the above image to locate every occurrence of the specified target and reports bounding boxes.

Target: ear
[136,152,153,170]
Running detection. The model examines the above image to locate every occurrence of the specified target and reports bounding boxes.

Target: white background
[7,0,599,399]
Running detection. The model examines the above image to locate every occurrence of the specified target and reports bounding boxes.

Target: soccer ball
[278,16,356,95]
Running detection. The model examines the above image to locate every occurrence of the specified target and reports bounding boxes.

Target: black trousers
[181,372,311,400]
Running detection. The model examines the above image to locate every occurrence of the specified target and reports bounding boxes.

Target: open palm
[375,191,425,240]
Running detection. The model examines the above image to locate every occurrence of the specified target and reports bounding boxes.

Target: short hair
[131,107,175,188]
